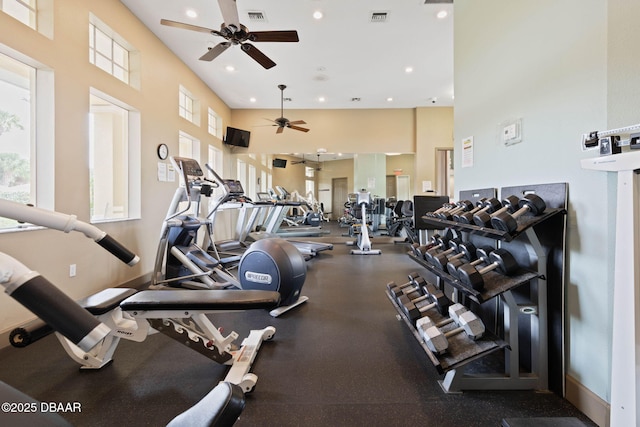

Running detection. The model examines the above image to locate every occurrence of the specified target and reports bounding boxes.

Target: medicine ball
[238,238,306,306]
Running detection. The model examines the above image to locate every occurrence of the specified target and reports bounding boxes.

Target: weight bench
[3,256,280,393]
[59,288,279,392]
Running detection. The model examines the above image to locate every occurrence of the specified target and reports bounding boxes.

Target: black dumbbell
[431,241,477,271]
[456,198,501,224]
[386,272,421,299]
[438,200,474,221]
[394,276,429,303]
[490,194,546,233]
[452,198,486,222]
[401,283,451,322]
[425,203,456,218]
[446,245,495,278]
[457,248,519,290]
[425,237,461,263]
[453,198,492,224]
[472,195,520,228]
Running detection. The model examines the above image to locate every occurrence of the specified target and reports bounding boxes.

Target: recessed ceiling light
[186,9,197,18]
[318,96,326,102]
[405,66,413,73]
[437,10,448,19]
[313,10,323,20]
[225,65,235,72]
[387,97,393,102]
[249,97,256,103]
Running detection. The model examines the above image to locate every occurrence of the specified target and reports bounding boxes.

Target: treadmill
[204,166,333,257]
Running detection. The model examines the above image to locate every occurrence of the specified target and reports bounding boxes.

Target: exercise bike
[0,198,279,393]
[346,190,382,255]
[152,156,308,317]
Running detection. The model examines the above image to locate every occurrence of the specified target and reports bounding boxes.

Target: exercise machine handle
[0,199,139,266]
[0,253,111,352]
[95,234,139,266]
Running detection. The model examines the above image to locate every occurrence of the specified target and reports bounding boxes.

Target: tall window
[178,131,199,162]
[207,145,223,201]
[247,164,256,200]
[208,107,221,138]
[305,166,315,200]
[0,50,54,230]
[260,170,267,192]
[179,85,199,125]
[89,90,141,223]
[236,159,246,187]
[89,16,132,85]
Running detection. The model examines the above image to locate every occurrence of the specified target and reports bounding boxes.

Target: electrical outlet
[69,264,76,277]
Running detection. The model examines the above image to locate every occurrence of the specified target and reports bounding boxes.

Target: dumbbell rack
[387,288,508,373]
[393,182,567,394]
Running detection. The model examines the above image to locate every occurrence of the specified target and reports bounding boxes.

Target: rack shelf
[419,208,566,242]
[386,290,507,374]
[409,253,540,304]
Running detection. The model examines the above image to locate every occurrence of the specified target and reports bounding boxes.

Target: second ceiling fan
[269,84,310,134]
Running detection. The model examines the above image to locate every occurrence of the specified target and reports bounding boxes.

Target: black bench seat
[120,289,281,312]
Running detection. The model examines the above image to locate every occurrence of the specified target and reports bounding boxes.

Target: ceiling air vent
[247,11,267,22]
[370,11,388,23]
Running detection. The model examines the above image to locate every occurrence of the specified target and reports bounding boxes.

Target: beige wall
[415,107,454,196]
[0,0,454,337]
[230,108,416,154]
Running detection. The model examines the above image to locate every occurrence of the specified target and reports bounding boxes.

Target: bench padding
[78,288,138,315]
[120,289,280,312]
[167,381,245,427]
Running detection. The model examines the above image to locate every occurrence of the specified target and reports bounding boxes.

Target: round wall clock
[157,143,169,160]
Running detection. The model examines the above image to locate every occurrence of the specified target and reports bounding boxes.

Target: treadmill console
[172,157,204,177]
[224,179,245,196]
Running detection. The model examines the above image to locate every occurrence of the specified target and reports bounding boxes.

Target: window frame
[0,46,54,232]
[88,88,141,224]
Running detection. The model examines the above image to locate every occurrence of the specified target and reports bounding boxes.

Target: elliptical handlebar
[0,199,139,266]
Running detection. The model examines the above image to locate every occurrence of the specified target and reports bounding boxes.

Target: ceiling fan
[160,0,299,69]
[269,84,310,134]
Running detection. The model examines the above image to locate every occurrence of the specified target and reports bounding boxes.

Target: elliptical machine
[347,190,382,255]
[152,156,308,316]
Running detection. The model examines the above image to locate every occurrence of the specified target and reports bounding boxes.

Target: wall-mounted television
[224,126,251,148]
[272,158,287,168]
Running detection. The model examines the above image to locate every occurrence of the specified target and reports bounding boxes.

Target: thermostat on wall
[499,118,522,146]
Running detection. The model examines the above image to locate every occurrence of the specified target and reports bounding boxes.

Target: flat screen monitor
[224,127,250,147]
[272,158,287,168]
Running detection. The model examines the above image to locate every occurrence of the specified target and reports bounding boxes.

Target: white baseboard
[565,374,610,427]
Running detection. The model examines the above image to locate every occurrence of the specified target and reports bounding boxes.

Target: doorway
[436,149,454,199]
[331,177,349,221]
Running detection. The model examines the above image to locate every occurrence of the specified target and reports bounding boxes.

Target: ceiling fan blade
[241,43,276,69]
[217,0,240,30]
[276,126,284,134]
[288,120,306,125]
[160,19,215,34]
[289,125,310,133]
[248,30,299,43]
[199,42,231,61]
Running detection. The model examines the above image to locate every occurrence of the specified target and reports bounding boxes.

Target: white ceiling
[119,0,454,111]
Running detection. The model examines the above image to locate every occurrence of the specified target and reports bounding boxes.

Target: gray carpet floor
[0,223,596,426]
